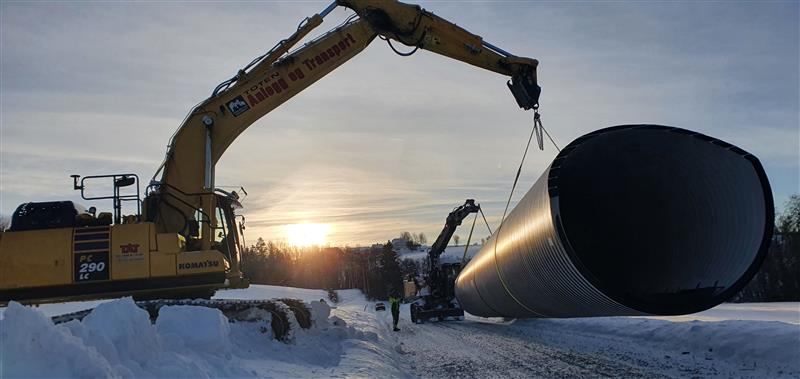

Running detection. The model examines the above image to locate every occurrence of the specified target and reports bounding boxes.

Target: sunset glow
[285,223,330,247]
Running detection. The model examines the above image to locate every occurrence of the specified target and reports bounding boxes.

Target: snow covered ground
[644,302,799,324]
[399,244,482,264]
[0,286,403,378]
[1,286,798,378]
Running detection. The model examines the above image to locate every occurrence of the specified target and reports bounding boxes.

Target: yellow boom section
[148,0,540,244]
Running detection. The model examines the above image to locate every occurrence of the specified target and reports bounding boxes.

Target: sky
[1,0,798,246]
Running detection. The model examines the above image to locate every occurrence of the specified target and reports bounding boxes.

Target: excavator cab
[143,184,250,291]
[208,189,247,282]
[0,174,248,305]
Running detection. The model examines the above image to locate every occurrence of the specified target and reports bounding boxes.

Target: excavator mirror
[70,174,83,190]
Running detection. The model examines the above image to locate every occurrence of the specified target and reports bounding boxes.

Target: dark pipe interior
[555,126,772,315]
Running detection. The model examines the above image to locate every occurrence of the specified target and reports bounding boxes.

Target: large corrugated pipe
[455,125,773,318]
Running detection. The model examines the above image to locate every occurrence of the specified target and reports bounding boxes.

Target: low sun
[286,223,330,247]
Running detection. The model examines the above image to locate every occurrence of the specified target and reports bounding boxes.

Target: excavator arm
[340,0,540,107]
[145,0,540,258]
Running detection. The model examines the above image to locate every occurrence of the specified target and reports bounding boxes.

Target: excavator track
[50,298,312,341]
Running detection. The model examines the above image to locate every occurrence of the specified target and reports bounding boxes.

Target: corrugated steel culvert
[455,125,773,318]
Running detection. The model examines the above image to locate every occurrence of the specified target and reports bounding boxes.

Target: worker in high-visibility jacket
[389,294,401,332]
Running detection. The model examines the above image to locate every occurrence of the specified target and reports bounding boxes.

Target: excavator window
[213,199,240,263]
[214,206,229,250]
[193,210,205,239]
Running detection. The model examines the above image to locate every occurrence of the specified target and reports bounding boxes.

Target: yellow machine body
[0,222,227,304]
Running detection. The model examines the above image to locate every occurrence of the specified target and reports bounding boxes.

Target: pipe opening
[554,126,772,315]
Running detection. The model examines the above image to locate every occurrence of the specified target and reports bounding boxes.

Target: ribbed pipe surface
[455,125,773,318]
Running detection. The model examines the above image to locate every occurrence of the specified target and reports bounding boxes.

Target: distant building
[390,237,429,256]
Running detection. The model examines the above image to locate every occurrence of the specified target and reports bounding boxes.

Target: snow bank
[0,292,403,378]
[214,285,329,303]
[1,298,248,378]
[647,302,800,324]
[156,305,232,354]
[0,301,116,378]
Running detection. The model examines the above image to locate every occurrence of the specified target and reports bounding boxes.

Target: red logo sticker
[120,243,140,254]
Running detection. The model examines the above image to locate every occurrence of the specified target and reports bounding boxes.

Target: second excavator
[407,199,482,323]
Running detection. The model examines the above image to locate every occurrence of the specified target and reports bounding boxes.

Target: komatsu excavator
[0,0,540,312]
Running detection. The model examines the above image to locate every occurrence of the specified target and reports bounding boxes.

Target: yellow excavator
[0,0,540,306]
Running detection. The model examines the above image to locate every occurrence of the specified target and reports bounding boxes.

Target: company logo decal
[178,260,221,270]
[227,96,250,117]
[234,33,358,111]
[120,243,140,254]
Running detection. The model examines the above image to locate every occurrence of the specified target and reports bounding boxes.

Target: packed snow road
[372,302,799,379]
[396,317,659,378]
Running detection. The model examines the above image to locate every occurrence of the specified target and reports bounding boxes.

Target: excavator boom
[1,0,541,307]
[148,0,540,259]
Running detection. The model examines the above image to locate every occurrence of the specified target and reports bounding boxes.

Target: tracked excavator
[0,0,541,328]
[408,199,481,323]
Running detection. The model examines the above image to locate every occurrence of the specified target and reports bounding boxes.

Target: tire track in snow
[396,319,667,378]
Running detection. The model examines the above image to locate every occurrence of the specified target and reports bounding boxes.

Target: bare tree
[0,215,9,232]
[453,234,460,245]
[777,194,800,234]
[417,232,427,244]
[400,231,413,241]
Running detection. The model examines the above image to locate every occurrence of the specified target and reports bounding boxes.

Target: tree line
[732,194,800,302]
[241,238,420,300]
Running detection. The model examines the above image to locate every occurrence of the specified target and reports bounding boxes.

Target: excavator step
[50,298,312,341]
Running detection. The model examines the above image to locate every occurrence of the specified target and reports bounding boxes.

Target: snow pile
[0,301,117,378]
[213,285,334,303]
[156,305,233,354]
[0,292,402,378]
